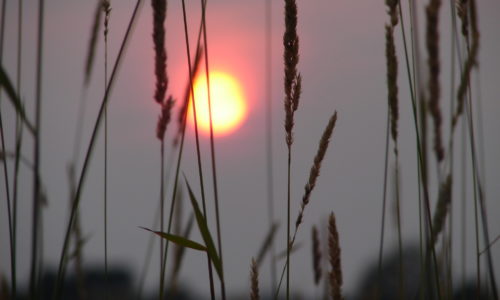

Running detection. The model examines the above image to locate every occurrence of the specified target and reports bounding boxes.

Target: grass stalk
[103,1,111,298]
[30,1,45,298]
[0,81,15,300]
[136,150,175,299]
[394,165,405,300]
[265,0,277,292]
[465,80,499,299]
[404,4,426,297]
[53,2,143,298]
[150,0,171,295]
[200,0,227,298]
[377,110,390,287]
[159,141,165,299]
[0,1,16,298]
[396,3,443,298]
[12,1,24,298]
[275,112,337,299]
[159,23,204,298]
[286,148,291,300]
[180,1,215,297]
[282,0,300,297]
[446,1,459,293]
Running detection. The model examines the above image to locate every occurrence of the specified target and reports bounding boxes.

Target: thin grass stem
[180,1,215,297]
[377,105,390,293]
[12,3,24,298]
[103,2,111,297]
[396,3,443,298]
[136,149,175,299]
[159,17,205,295]
[159,141,165,299]
[265,0,277,292]
[200,1,226,298]
[30,1,45,298]
[0,1,16,298]
[53,2,143,298]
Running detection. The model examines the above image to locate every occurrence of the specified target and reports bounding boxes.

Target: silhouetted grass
[0,1,498,300]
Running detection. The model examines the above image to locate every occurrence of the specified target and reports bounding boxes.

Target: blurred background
[1,0,499,298]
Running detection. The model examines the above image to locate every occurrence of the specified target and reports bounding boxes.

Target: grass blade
[184,177,222,280]
[140,227,207,252]
[53,2,143,299]
[256,223,279,267]
[0,65,35,135]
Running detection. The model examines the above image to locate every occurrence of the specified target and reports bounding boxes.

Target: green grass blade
[184,177,223,280]
[140,227,207,252]
[0,65,35,135]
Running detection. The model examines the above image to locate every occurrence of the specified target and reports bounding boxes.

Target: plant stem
[199,0,226,298]
[12,1,24,299]
[0,0,16,297]
[103,4,110,297]
[377,110,390,288]
[180,1,215,298]
[159,141,165,299]
[30,1,45,298]
[53,2,143,298]
[286,147,291,300]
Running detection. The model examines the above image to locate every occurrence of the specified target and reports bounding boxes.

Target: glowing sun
[187,71,247,136]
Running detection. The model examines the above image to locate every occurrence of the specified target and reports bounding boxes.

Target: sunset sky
[1,0,500,297]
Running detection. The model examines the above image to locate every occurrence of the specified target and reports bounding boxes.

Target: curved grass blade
[140,227,207,252]
[256,222,279,267]
[184,177,222,280]
[0,65,35,135]
[171,213,195,285]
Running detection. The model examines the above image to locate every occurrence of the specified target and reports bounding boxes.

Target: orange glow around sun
[187,71,247,136]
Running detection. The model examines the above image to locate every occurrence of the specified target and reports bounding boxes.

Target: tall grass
[0,1,498,299]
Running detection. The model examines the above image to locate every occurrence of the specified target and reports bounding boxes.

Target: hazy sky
[1,0,500,297]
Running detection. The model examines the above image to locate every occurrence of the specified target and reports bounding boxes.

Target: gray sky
[1,0,500,297]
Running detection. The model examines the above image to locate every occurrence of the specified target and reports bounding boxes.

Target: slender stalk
[467,86,482,298]
[395,164,405,300]
[0,85,15,300]
[103,1,111,298]
[470,59,498,300]
[159,18,205,295]
[30,1,45,298]
[451,5,468,296]
[200,1,226,299]
[405,3,426,298]
[446,1,459,294]
[460,113,467,299]
[12,1,24,298]
[282,0,300,297]
[395,3,442,298]
[275,112,337,299]
[466,82,498,299]
[377,110,390,286]
[159,141,165,299]
[137,150,175,299]
[286,148,291,300]
[0,1,16,297]
[265,0,277,292]
[180,1,215,298]
[53,2,143,298]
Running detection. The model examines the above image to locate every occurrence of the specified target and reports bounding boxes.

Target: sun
[187,71,247,136]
